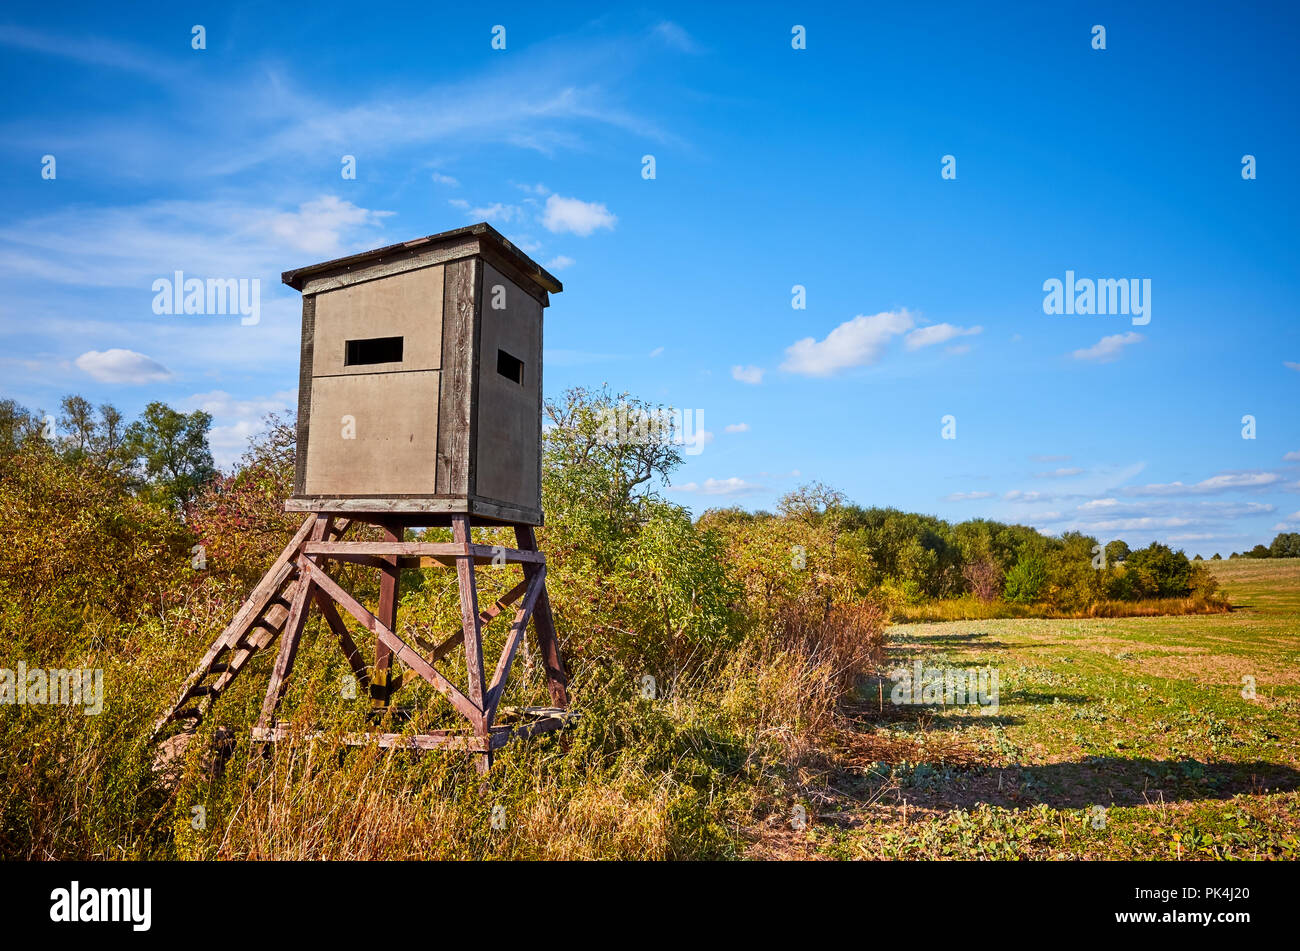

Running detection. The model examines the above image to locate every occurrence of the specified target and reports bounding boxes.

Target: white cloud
[724,423,750,433]
[648,346,664,358]
[1285,361,1300,372]
[540,195,616,236]
[905,322,983,351]
[781,310,914,377]
[431,172,459,186]
[1284,451,1300,462]
[1035,467,1084,478]
[545,255,575,271]
[946,491,994,501]
[671,477,763,496]
[732,365,764,384]
[1120,472,1282,497]
[266,196,393,255]
[1072,332,1143,363]
[1030,454,1072,463]
[449,199,528,225]
[74,348,172,383]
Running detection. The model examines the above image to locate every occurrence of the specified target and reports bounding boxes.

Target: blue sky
[1,2,1297,556]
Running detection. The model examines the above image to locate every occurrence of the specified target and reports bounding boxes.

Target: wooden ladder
[151,515,351,735]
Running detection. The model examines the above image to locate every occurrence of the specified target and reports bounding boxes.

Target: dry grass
[893,593,1230,623]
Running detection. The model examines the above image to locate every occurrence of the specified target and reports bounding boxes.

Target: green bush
[1003,555,1048,604]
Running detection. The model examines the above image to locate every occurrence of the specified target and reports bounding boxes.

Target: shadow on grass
[868,757,1300,810]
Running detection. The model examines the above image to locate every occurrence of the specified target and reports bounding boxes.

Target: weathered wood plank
[437,257,478,496]
[452,515,487,720]
[294,295,315,496]
[373,520,401,699]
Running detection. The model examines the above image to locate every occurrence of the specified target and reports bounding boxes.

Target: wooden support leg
[372,519,402,707]
[453,514,490,770]
[515,525,569,708]
[255,572,314,731]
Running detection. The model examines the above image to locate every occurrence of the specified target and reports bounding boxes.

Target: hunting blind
[155,224,572,772]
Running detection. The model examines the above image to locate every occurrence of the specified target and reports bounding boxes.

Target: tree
[1269,532,1300,559]
[962,557,1001,602]
[0,398,39,458]
[125,401,216,512]
[1104,539,1131,565]
[542,385,683,561]
[1125,543,1194,597]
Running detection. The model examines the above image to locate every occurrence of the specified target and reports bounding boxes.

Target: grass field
[765,558,1300,859]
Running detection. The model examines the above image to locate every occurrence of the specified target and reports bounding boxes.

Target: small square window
[497,349,524,385]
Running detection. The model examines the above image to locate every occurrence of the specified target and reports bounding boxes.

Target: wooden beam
[515,525,568,707]
[452,516,487,718]
[256,574,315,730]
[484,566,546,726]
[301,541,544,564]
[312,586,370,690]
[373,521,401,698]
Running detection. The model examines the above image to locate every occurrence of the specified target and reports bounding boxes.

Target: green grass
[797,558,1300,860]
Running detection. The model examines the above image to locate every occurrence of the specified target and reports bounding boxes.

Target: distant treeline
[702,499,1224,613]
[1225,534,1300,560]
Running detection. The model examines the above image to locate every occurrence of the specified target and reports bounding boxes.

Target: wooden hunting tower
[154,224,571,773]
[282,222,561,526]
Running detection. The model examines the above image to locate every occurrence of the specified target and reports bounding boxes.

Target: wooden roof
[281,222,563,294]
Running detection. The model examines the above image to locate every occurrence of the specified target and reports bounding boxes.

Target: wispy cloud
[670,477,763,496]
[731,365,764,384]
[1118,472,1282,497]
[905,322,982,351]
[1072,332,1143,362]
[652,21,702,53]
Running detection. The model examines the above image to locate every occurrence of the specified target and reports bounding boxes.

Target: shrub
[1003,554,1048,604]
